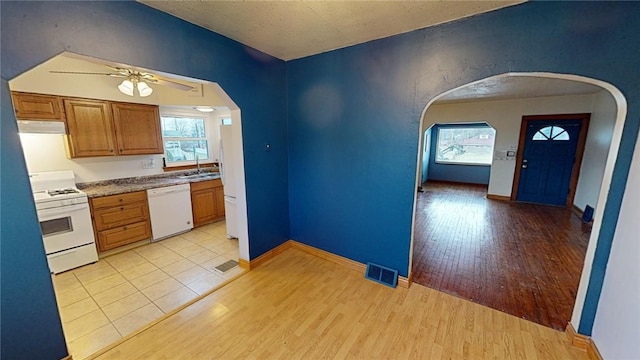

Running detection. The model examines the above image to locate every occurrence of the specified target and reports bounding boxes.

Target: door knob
[522,165,528,168]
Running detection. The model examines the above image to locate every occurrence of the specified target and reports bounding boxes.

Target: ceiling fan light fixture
[118,79,134,96]
[137,81,153,97]
[195,106,215,113]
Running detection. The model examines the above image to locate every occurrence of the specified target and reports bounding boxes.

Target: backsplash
[20,133,165,182]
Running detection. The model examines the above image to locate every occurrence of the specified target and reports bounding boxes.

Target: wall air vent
[365,262,398,288]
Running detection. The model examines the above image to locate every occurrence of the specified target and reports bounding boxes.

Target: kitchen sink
[178,173,221,180]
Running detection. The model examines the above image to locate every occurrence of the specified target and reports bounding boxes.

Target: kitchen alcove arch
[409,72,627,333]
[9,51,251,266]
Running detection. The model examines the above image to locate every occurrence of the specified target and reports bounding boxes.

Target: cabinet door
[215,186,226,218]
[11,92,64,121]
[111,103,163,155]
[97,221,151,252]
[64,99,116,157]
[191,188,218,227]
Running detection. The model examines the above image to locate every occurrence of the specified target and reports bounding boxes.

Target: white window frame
[435,126,496,166]
[160,108,215,168]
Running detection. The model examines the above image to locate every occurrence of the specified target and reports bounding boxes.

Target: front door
[516,118,586,206]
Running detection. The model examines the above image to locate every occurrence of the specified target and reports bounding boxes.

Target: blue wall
[427,124,491,185]
[287,1,640,336]
[2,2,639,355]
[1,1,289,357]
[1,81,68,359]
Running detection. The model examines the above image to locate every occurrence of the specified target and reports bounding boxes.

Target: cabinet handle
[110,149,114,153]
[120,207,124,211]
[123,226,128,230]
[120,149,123,153]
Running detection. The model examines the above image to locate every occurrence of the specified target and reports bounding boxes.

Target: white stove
[30,171,98,274]
[31,171,86,204]
[33,188,88,208]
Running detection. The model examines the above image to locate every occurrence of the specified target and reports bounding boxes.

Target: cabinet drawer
[190,178,222,192]
[91,191,147,209]
[93,201,149,230]
[97,221,151,252]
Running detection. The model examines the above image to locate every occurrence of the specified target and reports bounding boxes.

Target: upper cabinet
[12,91,164,158]
[11,92,65,121]
[45,95,164,158]
[65,98,116,157]
[111,103,163,155]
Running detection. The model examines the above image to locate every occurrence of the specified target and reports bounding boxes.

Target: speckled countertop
[77,170,221,198]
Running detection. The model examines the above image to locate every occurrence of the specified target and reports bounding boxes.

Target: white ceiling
[437,76,604,104]
[138,1,524,61]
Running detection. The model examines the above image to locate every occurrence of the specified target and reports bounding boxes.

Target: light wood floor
[93,248,587,359]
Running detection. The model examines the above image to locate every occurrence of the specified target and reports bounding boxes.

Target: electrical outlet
[142,158,156,169]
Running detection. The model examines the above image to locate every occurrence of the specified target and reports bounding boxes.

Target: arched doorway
[409,72,627,331]
[7,52,252,358]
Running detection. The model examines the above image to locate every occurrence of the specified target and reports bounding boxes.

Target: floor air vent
[214,259,239,273]
[365,262,398,288]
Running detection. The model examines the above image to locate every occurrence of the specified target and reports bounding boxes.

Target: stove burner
[47,188,80,196]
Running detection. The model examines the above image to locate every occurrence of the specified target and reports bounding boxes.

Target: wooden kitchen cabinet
[90,191,152,252]
[64,98,116,157]
[92,201,150,230]
[64,97,162,158]
[11,91,65,121]
[111,102,163,155]
[191,179,225,227]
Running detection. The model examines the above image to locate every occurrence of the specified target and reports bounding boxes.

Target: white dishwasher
[147,184,193,241]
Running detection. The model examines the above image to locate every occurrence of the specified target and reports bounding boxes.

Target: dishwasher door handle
[147,185,190,197]
[149,189,189,196]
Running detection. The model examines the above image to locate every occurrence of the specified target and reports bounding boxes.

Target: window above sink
[161,116,209,165]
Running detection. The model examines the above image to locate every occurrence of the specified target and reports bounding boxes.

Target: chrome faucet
[196,155,201,174]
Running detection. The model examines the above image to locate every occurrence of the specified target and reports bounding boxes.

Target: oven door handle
[38,203,89,219]
[48,249,76,259]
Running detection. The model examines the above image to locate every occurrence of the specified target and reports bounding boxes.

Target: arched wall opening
[8,52,250,263]
[5,52,252,357]
[410,72,627,331]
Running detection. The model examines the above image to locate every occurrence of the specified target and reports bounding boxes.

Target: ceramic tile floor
[51,221,245,360]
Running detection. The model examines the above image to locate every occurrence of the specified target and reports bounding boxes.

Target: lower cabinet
[191,179,225,227]
[90,191,152,252]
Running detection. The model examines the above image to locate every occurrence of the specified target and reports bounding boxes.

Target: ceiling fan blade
[107,67,133,76]
[151,77,196,91]
[49,70,125,78]
[50,68,195,91]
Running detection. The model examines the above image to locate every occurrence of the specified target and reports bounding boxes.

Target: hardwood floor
[94,248,587,359]
[412,181,591,331]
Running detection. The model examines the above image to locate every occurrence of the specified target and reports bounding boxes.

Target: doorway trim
[510,113,591,207]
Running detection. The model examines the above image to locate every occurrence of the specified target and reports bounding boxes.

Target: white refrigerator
[219,124,239,239]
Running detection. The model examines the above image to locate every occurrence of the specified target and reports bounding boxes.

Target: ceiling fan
[49,67,196,97]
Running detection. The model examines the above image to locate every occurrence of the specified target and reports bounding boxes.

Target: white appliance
[220,124,239,239]
[30,170,98,274]
[147,184,193,241]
